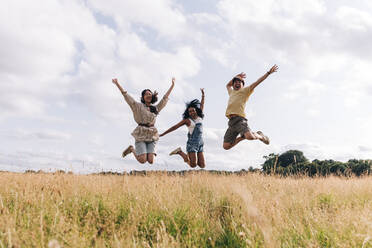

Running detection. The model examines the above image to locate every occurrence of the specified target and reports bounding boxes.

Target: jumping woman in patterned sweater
[112,77,175,164]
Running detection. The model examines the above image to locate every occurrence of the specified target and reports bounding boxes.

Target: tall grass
[0,172,372,247]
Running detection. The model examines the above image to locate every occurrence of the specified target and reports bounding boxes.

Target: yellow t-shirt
[225,86,254,118]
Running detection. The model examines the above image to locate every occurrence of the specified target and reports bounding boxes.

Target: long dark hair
[141,89,158,115]
[182,99,204,119]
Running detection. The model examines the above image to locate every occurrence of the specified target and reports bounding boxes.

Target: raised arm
[156,77,176,113]
[159,119,189,137]
[226,79,233,91]
[164,77,175,99]
[200,88,205,111]
[112,78,136,108]
[112,78,126,94]
[248,65,278,91]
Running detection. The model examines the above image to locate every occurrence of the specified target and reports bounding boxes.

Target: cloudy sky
[1,0,372,173]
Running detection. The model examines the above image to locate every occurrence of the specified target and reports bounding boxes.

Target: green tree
[277,150,308,168]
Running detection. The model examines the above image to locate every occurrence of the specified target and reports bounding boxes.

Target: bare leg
[223,130,264,150]
[197,152,205,168]
[223,136,245,150]
[188,153,197,168]
[243,131,259,140]
[147,153,155,164]
[177,150,190,164]
[129,146,147,164]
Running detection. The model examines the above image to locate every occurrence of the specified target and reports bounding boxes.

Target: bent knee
[138,155,147,164]
[189,161,197,168]
[244,132,256,140]
[223,143,232,150]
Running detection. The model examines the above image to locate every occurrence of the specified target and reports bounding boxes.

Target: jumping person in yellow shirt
[223,65,279,150]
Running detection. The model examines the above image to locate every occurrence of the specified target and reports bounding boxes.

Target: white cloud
[359,146,372,152]
[284,80,327,100]
[2,129,71,141]
[0,94,45,119]
[335,6,372,32]
[0,0,93,118]
[89,0,187,38]
[218,0,325,25]
[1,0,372,173]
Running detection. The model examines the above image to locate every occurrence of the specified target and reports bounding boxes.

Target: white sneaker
[257,131,270,145]
[122,145,133,158]
[169,147,182,156]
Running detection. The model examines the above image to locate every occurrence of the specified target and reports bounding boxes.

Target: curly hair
[182,99,204,119]
[141,89,158,114]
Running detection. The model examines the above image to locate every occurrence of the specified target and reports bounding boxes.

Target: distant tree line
[261,150,372,177]
[19,151,372,177]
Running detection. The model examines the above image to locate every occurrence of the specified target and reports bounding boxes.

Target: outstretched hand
[235,72,246,79]
[268,65,279,74]
[200,88,205,96]
[112,78,118,84]
[172,77,176,85]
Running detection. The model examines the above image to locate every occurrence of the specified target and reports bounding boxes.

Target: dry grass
[0,172,372,247]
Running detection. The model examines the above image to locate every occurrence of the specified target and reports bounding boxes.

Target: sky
[1,0,372,173]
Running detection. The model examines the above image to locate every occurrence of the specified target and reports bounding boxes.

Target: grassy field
[0,172,372,247]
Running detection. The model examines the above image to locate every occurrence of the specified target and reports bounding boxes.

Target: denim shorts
[186,141,204,153]
[186,122,204,153]
[135,141,156,155]
[223,116,251,144]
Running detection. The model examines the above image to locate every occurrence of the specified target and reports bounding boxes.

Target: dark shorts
[223,116,251,144]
